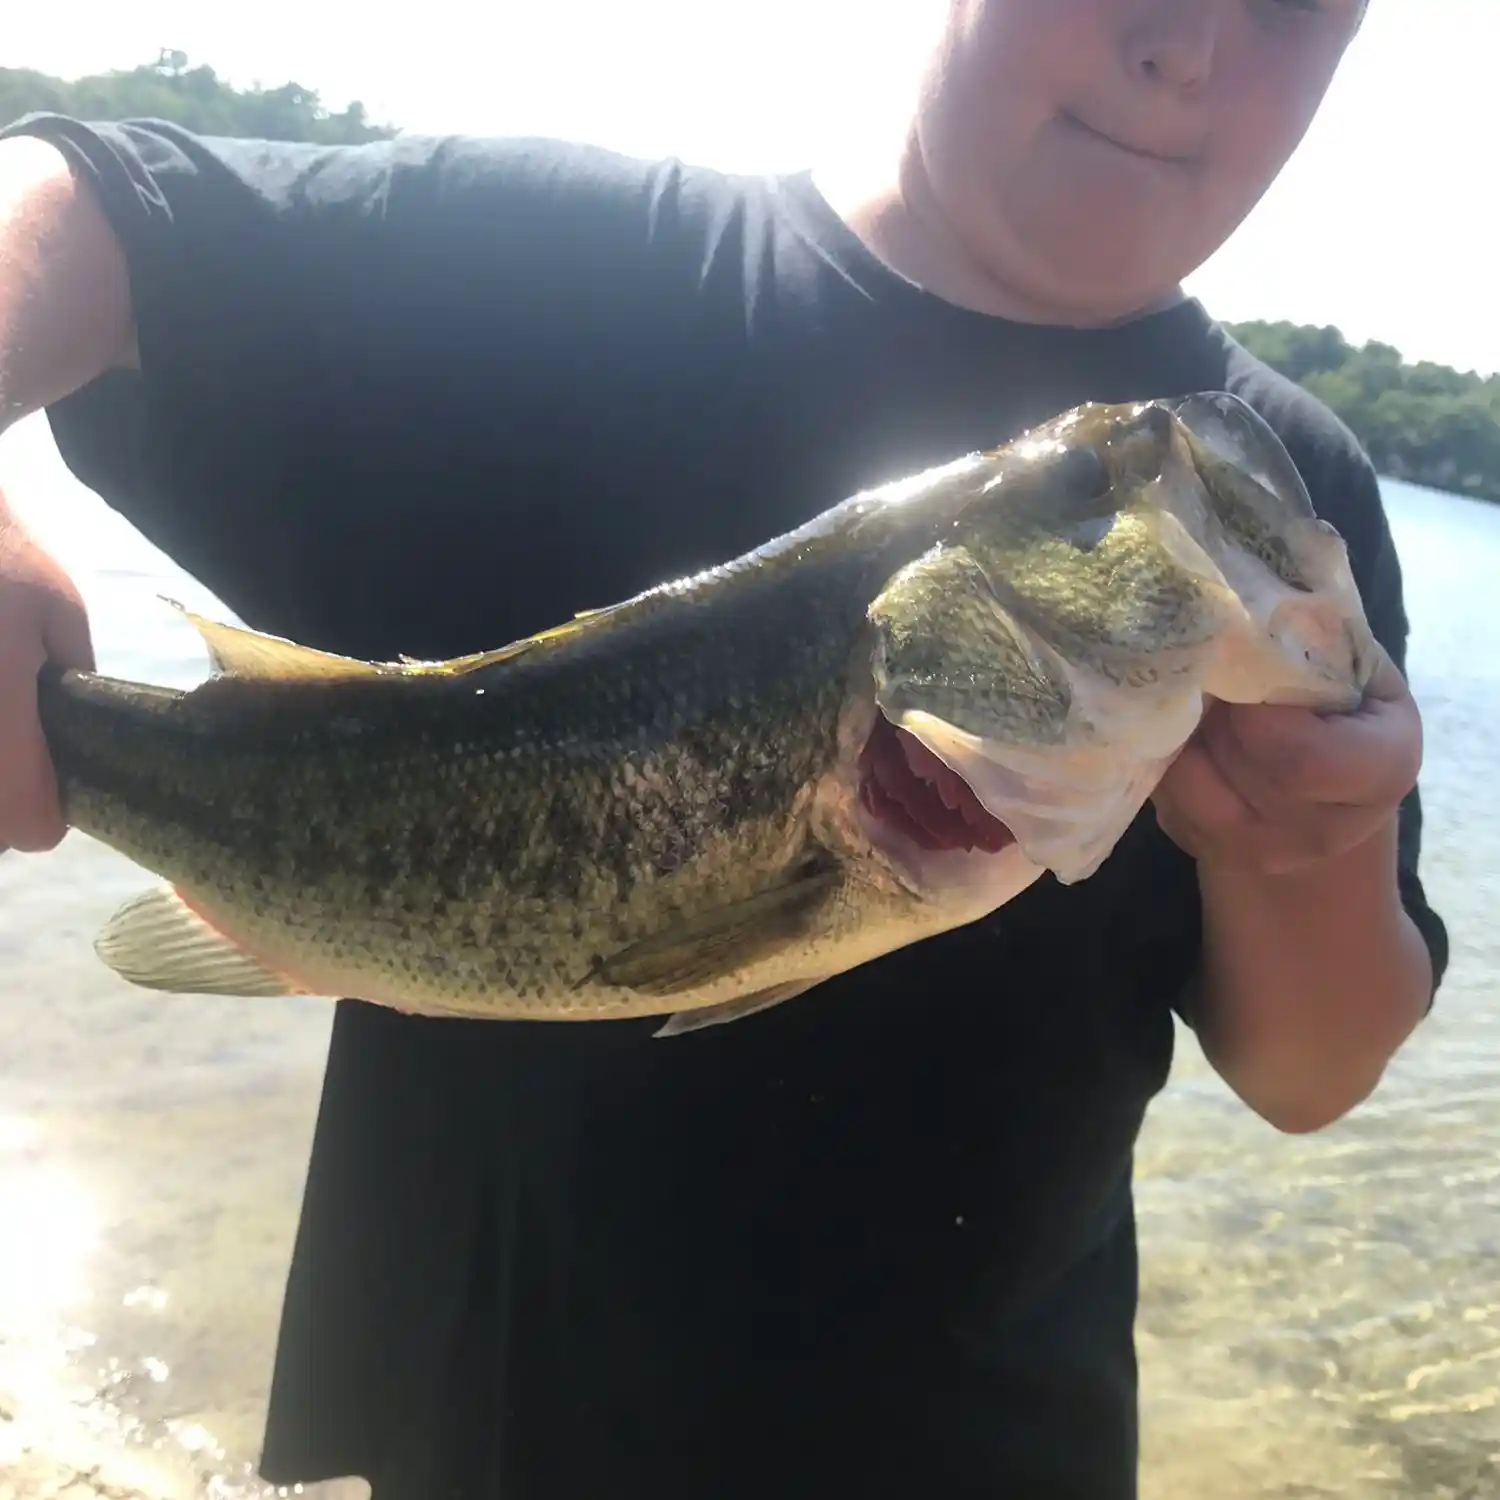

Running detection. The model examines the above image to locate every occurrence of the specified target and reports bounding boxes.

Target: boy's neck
[812,152,1188,332]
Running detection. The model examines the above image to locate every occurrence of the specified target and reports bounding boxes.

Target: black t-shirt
[2,115,1449,1500]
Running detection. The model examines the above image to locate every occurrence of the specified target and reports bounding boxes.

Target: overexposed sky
[7,1,1497,375]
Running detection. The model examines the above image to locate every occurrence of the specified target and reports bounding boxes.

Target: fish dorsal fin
[168,596,635,685]
[389,601,638,678]
[166,599,388,681]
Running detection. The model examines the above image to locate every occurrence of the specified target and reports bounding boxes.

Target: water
[1133,477,1500,1499]
[0,415,1495,1499]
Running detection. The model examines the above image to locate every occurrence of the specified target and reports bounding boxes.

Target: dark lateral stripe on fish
[36,660,846,910]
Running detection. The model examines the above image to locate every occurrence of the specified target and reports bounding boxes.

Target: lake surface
[0,414,1495,1499]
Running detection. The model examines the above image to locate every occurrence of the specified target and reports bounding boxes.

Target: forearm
[0,136,135,435]
[1191,816,1432,1134]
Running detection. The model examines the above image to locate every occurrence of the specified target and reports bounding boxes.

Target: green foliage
[0,50,393,145]
[1228,319,1500,503]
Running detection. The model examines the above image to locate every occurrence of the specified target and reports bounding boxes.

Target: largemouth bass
[37,392,1378,1036]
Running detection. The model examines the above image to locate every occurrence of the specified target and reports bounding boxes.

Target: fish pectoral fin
[593,863,840,998]
[652,979,822,1038]
[164,599,388,681]
[95,885,314,999]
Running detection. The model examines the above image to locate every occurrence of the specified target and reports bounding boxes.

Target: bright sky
[7,1,1497,375]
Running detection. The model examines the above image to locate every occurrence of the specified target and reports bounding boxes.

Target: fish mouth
[857,710,1017,857]
[857,702,1181,891]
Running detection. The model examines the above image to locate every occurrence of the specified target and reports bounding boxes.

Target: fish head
[939,393,1377,709]
[852,395,1377,894]
[855,400,1199,893]
[1165,390,1380,707]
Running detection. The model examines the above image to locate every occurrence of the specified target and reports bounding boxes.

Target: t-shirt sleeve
[0,113,690,631]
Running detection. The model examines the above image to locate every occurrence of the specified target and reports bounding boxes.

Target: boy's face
[915,0,1366,321]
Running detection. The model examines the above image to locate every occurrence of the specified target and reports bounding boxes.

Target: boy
[0,2,1445,1495]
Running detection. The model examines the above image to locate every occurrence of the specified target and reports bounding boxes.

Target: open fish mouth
[855,700,1185,891]
[857,710,1017,856]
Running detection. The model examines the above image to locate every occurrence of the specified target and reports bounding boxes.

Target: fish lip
[1058,109,1200,168]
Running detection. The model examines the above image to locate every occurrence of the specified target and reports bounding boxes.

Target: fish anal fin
[593,864,840,998]
[653,979,821,1038]
[95,884,315,999]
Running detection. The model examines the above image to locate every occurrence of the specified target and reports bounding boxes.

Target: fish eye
[1138,403,1175,444]
[1049,444,1113,504]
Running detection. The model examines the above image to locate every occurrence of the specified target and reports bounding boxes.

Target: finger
[1209,801,1388,874]
[0,632,66,852]
[1197,707,1309,819]
[1176,713,1393,863]
[0,553,90,853]
[1359,640,1408,705]
[1161,736,1255,826]
[41,582,95,672]
[1151,737,1258,856]
[1215,692,1421,809]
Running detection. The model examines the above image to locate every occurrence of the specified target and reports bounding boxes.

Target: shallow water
[0,416,1495,1498]
[1134,478,1500,1499]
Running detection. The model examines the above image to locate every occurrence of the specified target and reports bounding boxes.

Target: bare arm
[0,135,127,849]
[0,135,137,434]
[1192,818,1431,1133]
[1157,643,1436,1135]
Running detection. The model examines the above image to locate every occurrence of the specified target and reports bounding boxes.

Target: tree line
[3,55,1495,503]
[0,50,391,146]
[1227,321,1499,503]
